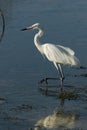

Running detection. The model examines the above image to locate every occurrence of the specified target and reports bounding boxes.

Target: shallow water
[0,0,87,130]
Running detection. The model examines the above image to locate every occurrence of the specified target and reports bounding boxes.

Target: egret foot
[38,77,60,84]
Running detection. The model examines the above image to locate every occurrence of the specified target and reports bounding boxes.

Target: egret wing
[57,45,75,56]
[43,43,79,66]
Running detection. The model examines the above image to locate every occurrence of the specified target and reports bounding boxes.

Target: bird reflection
[33,88,79,130]
[34,107,78,130]
[0,9,5,42]
[38,84,79,101]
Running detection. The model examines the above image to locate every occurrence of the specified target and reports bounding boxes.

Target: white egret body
[21,23,80,90]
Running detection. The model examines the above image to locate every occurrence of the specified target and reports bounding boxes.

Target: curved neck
[34,27,44,54]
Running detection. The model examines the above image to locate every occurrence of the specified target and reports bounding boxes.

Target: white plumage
[21,23,80,90]
[43,44,80,66]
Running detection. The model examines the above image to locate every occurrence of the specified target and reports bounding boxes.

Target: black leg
[38,63,65,91]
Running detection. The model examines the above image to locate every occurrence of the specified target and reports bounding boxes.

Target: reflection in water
[39,84,79,101]
[34,107,78,130]
[36,87,80,130]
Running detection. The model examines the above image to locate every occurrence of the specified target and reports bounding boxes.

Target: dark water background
[0,0,87,130]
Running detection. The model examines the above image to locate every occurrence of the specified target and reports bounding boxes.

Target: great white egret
[0,9,5,42]
[21,23,81,90]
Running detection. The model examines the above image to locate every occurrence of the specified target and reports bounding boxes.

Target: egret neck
[34,27,44,54]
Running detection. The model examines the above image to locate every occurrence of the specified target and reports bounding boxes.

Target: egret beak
[21,28,27,31]
[21,26,33,31]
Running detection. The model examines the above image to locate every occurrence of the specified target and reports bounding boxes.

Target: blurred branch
[0,9,5,42]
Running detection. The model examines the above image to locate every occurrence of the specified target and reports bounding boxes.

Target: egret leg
[38,64,65,91]
[57,64,65,91]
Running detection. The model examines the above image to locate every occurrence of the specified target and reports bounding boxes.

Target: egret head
[21,23,40,31]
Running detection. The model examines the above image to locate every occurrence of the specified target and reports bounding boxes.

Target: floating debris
[58,91,79,100]
[75,73,87,77]
[0,97,7,104]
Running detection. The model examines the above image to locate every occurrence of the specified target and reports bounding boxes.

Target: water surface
[0,0,87,130]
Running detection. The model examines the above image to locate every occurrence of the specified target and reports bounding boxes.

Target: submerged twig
[0,9,5,42]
